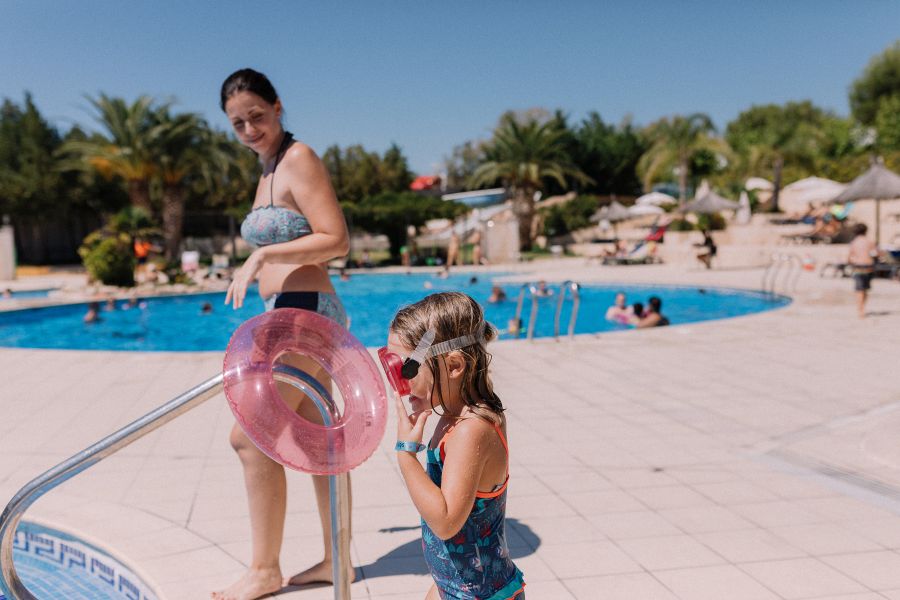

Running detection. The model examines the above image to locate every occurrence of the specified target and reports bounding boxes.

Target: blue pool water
[0,288,53,300]
[0,521,158,600]
[0,273,789,351]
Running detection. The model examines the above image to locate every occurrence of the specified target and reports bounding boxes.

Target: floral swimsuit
[422,421,525,599]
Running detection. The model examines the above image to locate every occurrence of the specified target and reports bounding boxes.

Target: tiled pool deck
[2,259,900,599]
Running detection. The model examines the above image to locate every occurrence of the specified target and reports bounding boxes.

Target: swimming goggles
[378,322,485,396]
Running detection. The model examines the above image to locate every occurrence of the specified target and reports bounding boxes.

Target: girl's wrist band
[395,441,426,453]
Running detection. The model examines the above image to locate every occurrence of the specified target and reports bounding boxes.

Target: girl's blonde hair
[390,292,503,424]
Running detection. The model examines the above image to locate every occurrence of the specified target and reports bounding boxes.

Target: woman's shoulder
[283,140,319,165]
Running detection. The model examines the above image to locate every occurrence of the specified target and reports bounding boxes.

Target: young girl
[380,292,525,599]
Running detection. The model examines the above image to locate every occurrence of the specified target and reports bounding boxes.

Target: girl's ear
[444,351,467,380]
[274,99,283,120]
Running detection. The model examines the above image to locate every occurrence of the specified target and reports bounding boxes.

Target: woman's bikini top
[240,132,313,247]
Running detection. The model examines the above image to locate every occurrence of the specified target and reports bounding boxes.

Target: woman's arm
[399,421,493,540]
[258,143,349,264]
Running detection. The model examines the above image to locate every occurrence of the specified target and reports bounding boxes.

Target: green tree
[725,102,827,212]
[380,143,414,192]
[637,113,728,204]
[443,140,484,191]
[60,95,161,214]
[539,194,600,238]
[850,41,900,125]
[152,107,207,259]
[875,94,900,152]
[192,129,259,260]
[470,112,592,250]
[0,94,62,217]
[573,113,646,195]
[322,144,382,202]
[343,191,467,259]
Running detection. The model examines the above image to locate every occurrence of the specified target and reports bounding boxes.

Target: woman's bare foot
[211,567,283,600]
[285,560,356,587]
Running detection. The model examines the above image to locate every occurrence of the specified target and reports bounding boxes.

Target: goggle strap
[408,329,435,366]
[426,321,486,358]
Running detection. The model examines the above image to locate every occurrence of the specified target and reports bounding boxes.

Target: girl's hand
[225,251,263,309]
[393,390,431,445]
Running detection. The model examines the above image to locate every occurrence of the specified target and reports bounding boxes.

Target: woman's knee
[229,422,261,456]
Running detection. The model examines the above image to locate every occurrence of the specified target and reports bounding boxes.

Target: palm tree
[152,108,208,259]
[743,138,821,213]
[59,95,161,214]
[196,130,260,263]
[470,113,592,251]
[638,114,730,204]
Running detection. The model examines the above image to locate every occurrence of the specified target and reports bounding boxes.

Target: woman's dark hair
[648,296,662,313]
[632,302,644,317]
[854,223,868,236]
[220,68,279,111]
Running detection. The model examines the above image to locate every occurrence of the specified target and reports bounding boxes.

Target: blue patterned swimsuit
[423,421,525,600]
[240,132,347,327]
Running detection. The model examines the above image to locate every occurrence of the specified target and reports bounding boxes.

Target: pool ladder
[761,252,803,298]
[0,368,353,600]
[510,280,582,340]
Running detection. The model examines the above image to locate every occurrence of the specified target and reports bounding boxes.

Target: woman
[213,68,351,600]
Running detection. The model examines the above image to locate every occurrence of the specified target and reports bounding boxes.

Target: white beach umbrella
[627,204,665,217]
[590,201,631,238]
[779,176,847,213]
[682,191,740,214]
[635,192,676,206]
[745,177,774,191]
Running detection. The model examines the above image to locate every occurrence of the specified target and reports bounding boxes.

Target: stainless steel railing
[510,281,582,341]
[761,253,802,297]
[0,367,353,600]
[553,281,581,339]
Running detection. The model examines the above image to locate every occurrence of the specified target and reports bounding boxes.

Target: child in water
[380,292,525,599]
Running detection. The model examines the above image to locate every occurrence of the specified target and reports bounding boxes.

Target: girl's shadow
[357,519,540,580]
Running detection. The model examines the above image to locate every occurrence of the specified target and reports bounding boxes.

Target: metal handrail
[525,284,540,340]
[272,365,350,600]
[1,366,353,600]
[553,281,582,339]
[761,253,803,297]
[510,283,532,338]
[0,373,225,600]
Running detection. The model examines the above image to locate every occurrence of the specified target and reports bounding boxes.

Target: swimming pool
[0,520,158,600]
[0,288,53,301]
[0,273,789,351]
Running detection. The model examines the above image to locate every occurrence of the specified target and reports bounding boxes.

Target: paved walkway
[2,260,900,599]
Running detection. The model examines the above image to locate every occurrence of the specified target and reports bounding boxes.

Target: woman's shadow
[356,519,540,580]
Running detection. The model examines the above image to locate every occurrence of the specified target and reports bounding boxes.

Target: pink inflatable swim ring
[223,308,387,475]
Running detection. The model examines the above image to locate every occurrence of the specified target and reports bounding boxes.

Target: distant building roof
[441,187,506,207]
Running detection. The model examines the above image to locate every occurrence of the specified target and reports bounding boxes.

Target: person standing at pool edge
[215,68,352,600]
[385,292,526,599]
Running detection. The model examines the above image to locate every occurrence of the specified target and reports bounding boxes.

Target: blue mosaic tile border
[1,521,159,600]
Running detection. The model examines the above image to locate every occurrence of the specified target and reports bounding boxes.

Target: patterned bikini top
[240,132,313,247]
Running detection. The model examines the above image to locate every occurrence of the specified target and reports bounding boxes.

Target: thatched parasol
[831,161,900,245]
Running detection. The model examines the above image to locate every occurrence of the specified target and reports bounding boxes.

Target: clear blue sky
[2,1,899,174]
